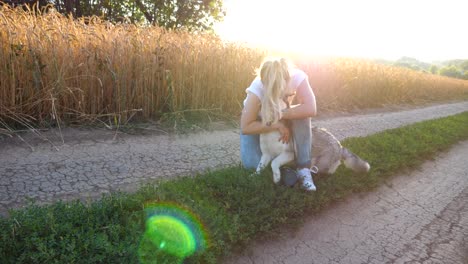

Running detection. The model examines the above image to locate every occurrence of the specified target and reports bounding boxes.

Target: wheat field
[1,6,467,129]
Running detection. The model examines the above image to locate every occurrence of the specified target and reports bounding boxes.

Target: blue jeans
[240,118,312,169]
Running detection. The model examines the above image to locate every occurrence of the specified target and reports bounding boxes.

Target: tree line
[1,0,225,31]
[379,57,468,80]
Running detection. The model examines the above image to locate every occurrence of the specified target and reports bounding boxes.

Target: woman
[240,57,318,191]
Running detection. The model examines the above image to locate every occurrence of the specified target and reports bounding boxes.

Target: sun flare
[215,0,468,61]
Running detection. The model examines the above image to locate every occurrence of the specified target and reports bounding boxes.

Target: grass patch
[1,112,467,263]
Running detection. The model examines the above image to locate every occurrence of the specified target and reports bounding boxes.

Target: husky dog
[256,125,370,184]
[310,127,370,174]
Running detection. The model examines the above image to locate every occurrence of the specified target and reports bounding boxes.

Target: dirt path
[224,141,468,264]
[0,101,467,219]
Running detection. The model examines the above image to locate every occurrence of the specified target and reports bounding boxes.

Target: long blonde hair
[258,57,291,125]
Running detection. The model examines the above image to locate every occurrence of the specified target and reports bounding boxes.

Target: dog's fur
[256,126,371,184]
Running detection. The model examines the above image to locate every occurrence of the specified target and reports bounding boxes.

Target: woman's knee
[291,118,312,131]
[291,118,312,168]
[240,133,261,170]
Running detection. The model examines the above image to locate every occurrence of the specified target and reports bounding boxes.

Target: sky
[214,0,468,62]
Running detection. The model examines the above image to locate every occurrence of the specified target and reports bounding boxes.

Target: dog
[256,125,371,184]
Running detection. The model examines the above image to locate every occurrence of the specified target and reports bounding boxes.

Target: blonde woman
[240,57,318,191]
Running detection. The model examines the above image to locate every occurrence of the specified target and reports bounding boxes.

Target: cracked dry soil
[0,101,467,263]
[224,141,468,264]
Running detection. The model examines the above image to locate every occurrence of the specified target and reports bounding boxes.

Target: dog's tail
[341,148,370,173]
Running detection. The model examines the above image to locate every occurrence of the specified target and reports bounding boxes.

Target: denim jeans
[240,118,312,169]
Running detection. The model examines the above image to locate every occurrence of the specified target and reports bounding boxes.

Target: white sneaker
[297,168,317,191]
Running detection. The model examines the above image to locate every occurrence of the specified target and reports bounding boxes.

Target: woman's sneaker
[297,168,317,191]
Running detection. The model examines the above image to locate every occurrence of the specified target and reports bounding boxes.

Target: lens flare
[139,202,207,263]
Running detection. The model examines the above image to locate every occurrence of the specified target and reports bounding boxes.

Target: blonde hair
[258,57,291,125]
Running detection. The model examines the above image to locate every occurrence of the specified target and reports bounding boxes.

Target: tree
[461,61,468,72]
[133,0,225,31]
[7,0,225,31]
[462,71,468,80]
[439,65,461,79]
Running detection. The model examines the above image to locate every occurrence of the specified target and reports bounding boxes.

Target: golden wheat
[1,6,467,128]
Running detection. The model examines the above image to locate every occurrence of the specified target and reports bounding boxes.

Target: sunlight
[215,0,468,61]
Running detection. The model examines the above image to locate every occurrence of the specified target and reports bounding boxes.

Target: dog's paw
[273,173,281,184]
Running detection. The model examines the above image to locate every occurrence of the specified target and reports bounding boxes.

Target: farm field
[1,7,468,133]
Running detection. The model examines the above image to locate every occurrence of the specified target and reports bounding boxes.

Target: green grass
[1,112,467,263]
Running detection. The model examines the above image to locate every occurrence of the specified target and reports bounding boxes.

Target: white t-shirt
[243,68,308,106]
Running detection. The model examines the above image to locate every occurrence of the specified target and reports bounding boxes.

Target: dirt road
[0,102,468,263]
[0,101,467,262]
[0,102,467,216]
[224,141,468,264]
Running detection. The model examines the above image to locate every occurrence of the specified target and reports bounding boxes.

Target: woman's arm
[240,92,290,142]
[281,78,317,120]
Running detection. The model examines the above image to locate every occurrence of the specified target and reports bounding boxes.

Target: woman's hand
[274,122,290,144]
